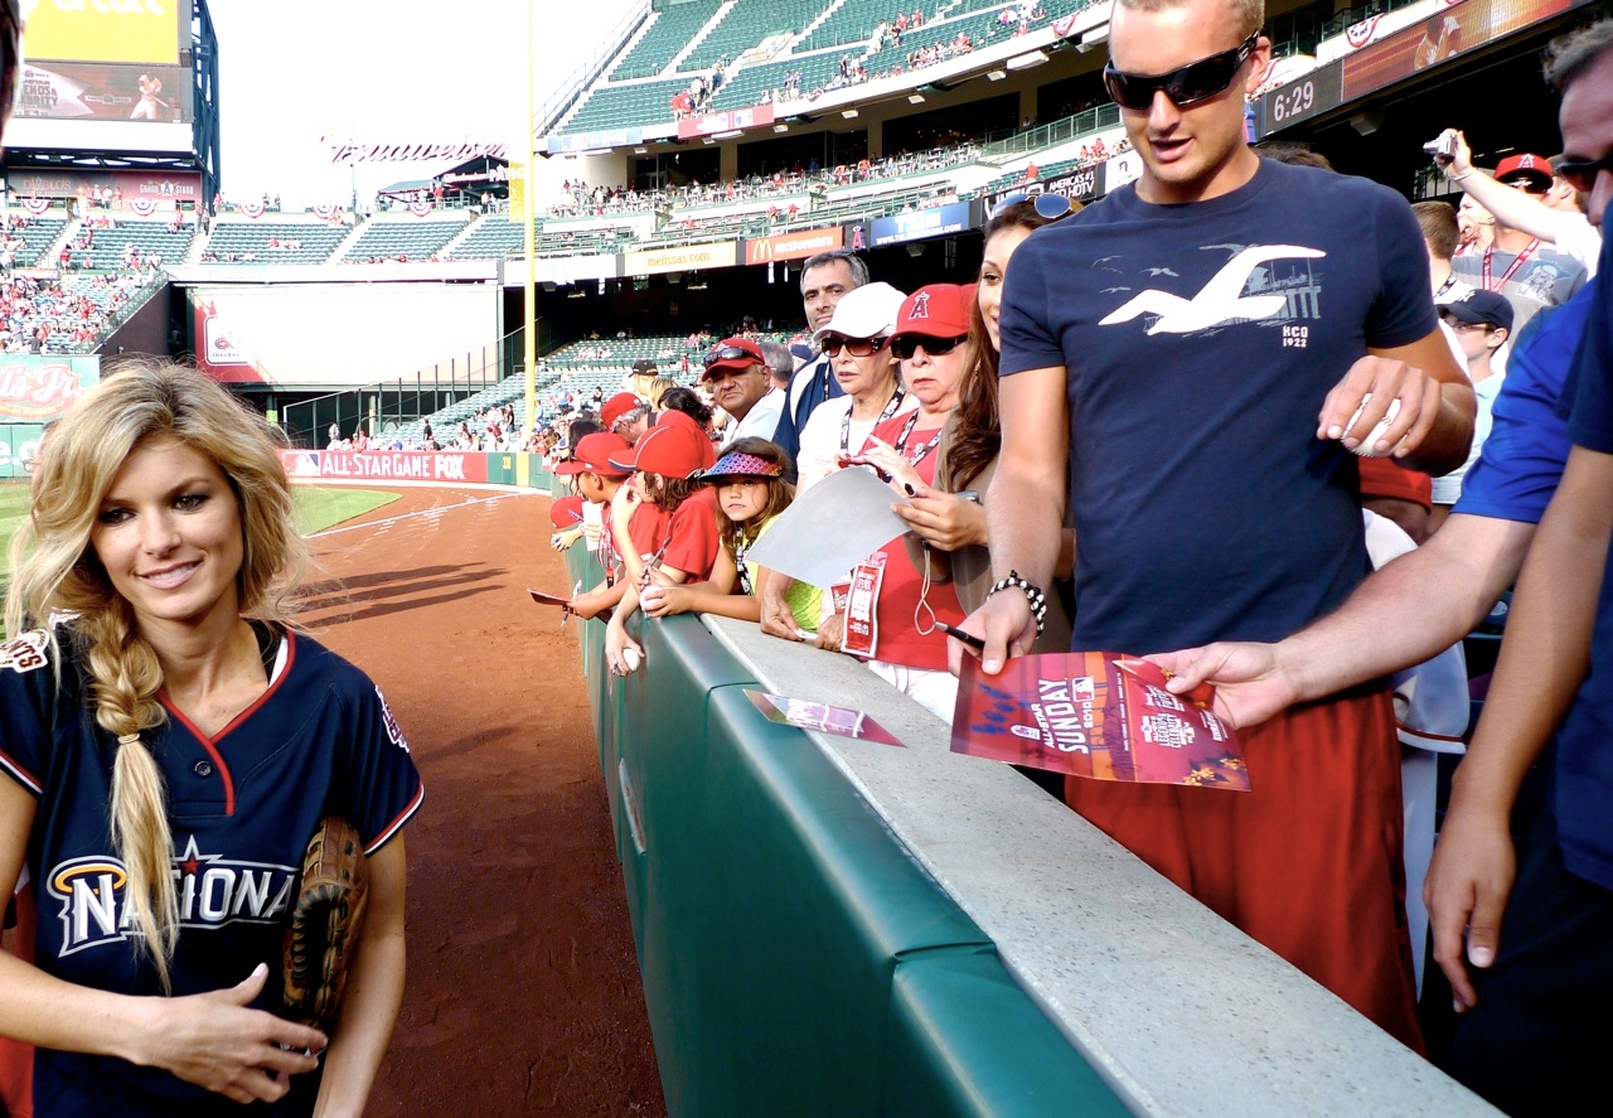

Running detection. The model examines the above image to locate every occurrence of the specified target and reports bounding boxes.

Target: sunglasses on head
[890,334,969,360]
[704,344,755,369]
[1553,153,1613,194]
[1103,30,1260,111]
[991,192,1073,221]
[820,334,888,358]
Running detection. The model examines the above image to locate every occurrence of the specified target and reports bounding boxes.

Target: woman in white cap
[792,280,916,494]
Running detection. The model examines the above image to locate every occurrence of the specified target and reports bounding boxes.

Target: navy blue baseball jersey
[0,622,424,1116]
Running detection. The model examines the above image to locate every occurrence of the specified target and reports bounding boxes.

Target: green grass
[0,482,401,584]
[292,487,401,535]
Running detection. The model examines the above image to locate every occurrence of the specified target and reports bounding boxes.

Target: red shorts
[1,883,35,1117]
[1063,687,1422,1050]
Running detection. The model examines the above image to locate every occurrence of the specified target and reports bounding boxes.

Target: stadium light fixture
[908,93,925,104]
[841,108,859,119]
[986,69,1007,81]
[712,129,743,140]
[773,123,789,133]
[1006,50,1049,70]
[703,136,717,145]
[634,146,648,154]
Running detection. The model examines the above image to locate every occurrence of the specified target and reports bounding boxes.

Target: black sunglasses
[704,344,755,369]
[1554,153,1613,194]
[990,192,1073,221]
[890,334,969,360]
[1103,31,1260,110]
[820,334,888,358]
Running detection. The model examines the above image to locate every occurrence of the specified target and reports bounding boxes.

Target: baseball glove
[281,816,368,1031]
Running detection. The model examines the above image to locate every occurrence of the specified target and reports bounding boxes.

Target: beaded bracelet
[985,570,1047,636]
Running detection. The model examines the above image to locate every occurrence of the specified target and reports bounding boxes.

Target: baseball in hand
[1343,394,1401,457]
[622,648,642,672]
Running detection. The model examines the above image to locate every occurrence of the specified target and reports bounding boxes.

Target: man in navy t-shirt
[1120,18,1611,1103]
[964,0,1474,1047]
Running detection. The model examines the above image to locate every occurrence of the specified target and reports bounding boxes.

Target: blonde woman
[0,362,422,1115]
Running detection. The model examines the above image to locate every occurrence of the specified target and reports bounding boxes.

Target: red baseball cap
[888,283,977,342]
[549,494,586,527]
[1495,153,1553,191]
[554,432,632,476]
[701,337,765,380]
[654,409,718,468]
[607,424,706,478]
[600,392,645,430]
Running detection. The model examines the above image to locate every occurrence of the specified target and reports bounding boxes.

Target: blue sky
[203,0,637,207]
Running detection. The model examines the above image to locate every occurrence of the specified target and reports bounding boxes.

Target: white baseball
[622,648,642,673]
[1344,394,1402,458]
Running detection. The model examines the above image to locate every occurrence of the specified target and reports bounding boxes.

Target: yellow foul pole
[523,1,538,438]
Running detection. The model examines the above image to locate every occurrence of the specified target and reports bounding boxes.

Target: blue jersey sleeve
[0,630,62,796]
[1567,237,1613,453]
[334,679,423,854]
[1367,188,1440,350]
[1455,283,1596,523]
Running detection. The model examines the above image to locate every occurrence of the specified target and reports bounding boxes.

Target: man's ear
[1488,327,1510,351]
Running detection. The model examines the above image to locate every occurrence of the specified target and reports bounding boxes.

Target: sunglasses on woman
[1553,152,1613,194]
[890,334,969,360]
[1102,31,1260,110]
[820,335,888,358]
[990,192,1073,221]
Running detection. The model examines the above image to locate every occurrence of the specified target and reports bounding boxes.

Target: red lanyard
[1480,240,1539,292]
[892,411,944,467]
[839,386,906,452]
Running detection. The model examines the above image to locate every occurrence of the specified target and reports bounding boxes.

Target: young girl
[603,424,722,673]
[639,438,820,634]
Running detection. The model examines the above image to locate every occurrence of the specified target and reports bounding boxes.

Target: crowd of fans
[524,14,1613,1112]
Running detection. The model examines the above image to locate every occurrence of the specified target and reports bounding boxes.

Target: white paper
[746,466,909,588]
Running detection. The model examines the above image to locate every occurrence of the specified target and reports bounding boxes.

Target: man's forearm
[1455,172,1571,247]
[1456,447,1613,810]
[1280,513,1533,703]
[1401,379,1477,476]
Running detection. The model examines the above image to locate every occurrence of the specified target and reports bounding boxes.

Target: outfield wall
[559,541,1499,1118]
[279,449,552,489]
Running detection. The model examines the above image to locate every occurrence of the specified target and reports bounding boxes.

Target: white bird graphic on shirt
[1100,245,1326,335]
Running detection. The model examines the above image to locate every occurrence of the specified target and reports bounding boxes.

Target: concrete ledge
[701,615,1497,1117]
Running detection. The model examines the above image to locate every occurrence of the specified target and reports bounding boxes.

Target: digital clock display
[1256,60,1343,136]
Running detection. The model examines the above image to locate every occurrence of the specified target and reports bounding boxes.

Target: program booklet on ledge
[951,653,1250,791]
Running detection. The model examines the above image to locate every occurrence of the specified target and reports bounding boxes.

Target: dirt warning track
[297,486,665,1116]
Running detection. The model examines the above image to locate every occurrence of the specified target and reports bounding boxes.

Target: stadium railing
[559,541,1502,1117]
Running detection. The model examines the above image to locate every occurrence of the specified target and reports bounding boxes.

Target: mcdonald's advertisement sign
[743,226,844,266]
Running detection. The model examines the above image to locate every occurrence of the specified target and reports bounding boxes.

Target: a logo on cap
[909,291,931,319]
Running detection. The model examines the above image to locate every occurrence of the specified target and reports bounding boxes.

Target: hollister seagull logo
[1100,245,1326,335]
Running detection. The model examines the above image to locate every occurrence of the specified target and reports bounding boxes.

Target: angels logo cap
[607,424,706,478]
[889,283,977,342]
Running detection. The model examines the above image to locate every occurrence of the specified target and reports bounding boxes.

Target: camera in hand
[1422,130,1457,159]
